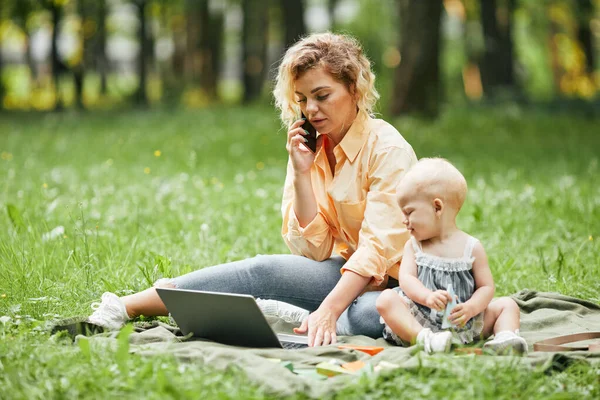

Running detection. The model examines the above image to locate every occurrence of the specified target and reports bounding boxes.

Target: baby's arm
[399,241,451,311]
[449,241,495,326]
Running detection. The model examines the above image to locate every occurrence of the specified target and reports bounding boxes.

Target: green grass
[0,105,599,399]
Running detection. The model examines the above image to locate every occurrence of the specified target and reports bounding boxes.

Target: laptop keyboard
[282,341,309,350]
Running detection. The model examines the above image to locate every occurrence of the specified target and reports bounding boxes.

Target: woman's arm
[449,242,495,326]
[286,119,319,226]
[296,145,417,346]
[282,126,335,260]
[340,146,417,284]
[292,171,318,227]
[281,159,335,261]
[295,270,370,347]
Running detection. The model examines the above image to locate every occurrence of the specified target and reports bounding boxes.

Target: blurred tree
[338,0,397,78]
[186,0,223,100]
[170,1,186,79]
[575,0,595,74]
[479,0,517,97]
[390,0,443,116]
[42,0,68,111]
[242,0,269,102]
[185,0,200,80]
[548,2,563,92]
[328,0,340,30]
[0,0,4,108]
[97,0,109,95]
[133,0,150,106]
[73,0,88,110]
[280,0,306,49]
[547,1,596,98]
[204,3,224,99]
[12,0,38,83]
[155,0,185,104]
[335,0,398,113]
[461,0,484,100]
[71,0,110,106]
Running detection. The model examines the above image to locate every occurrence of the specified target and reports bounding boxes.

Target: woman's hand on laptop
[293,308,337,347]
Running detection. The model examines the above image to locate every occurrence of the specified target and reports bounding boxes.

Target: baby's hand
[425,290,452,312]
[448,302,476,327]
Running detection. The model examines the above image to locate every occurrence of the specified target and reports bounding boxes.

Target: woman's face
[294,66,357,139]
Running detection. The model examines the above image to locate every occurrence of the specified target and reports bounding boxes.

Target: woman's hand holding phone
[286,118,317,174]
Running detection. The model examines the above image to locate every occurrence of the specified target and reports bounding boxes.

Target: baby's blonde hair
[273,32,379,127]
[397,158,468,211]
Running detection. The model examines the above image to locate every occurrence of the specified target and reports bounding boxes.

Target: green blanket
[66,290,600,398]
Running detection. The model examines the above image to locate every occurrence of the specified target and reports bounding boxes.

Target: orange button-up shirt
[281,116,417,287]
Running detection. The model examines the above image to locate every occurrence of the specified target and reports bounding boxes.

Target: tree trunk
[207,10,224,99]
[172,2,186,79]
[479,0,516,97]
[73,0,87,110]
[199,0,223,99]
[50,2,64,110]
[135,0,149,106]
[390,0,443,117]
[575,0,595,74]
[26,36,38,84]
[0,0,4,109]
[280,0,307,50]
[98,0,109,95]
[14,1,38,84]
[161,1,184,104]
[328,0,340,30]
[184,0,223,100]
[185,0,201,82]
[242,0,269,103]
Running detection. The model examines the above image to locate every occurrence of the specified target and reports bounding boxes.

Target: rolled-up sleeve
[340,146,416,285]
[281,160,335,261]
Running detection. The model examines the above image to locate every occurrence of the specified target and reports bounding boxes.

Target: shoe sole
[484,338,528,355]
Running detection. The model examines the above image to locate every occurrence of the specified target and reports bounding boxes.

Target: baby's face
[399,195,439,241]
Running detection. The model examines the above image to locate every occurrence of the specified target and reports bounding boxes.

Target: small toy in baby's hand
[442,283,458,329]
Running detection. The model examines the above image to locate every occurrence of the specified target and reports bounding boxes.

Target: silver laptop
[155,288,309,349]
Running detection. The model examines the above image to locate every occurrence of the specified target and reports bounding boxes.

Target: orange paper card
[341,360,366,372]
[337,345,384,356]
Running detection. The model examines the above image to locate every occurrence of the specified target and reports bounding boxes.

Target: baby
[376,158,527,354]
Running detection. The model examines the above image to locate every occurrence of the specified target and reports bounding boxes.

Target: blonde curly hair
[273,32,379,127]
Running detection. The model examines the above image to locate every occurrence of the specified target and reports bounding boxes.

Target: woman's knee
[341,292,386,338]
[248,254,285,270]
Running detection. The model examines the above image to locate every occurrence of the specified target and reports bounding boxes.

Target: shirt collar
[338,115,370,163]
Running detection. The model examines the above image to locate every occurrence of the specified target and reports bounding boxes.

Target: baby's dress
[382,236,485,345]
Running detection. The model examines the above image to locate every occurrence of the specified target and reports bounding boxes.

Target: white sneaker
[256,299,309,326]
[416,328,453,354]
[87,292,130,330]
[484,331,528,355]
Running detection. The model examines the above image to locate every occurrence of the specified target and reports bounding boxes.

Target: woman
[89,33,417,347]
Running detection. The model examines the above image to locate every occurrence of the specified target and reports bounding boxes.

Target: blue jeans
[163,254,397,338]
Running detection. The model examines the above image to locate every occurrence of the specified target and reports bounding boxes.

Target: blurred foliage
[334,0,398,115]
[0,0,598,111]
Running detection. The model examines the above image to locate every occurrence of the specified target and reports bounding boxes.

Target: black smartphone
[301,113,318,153]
